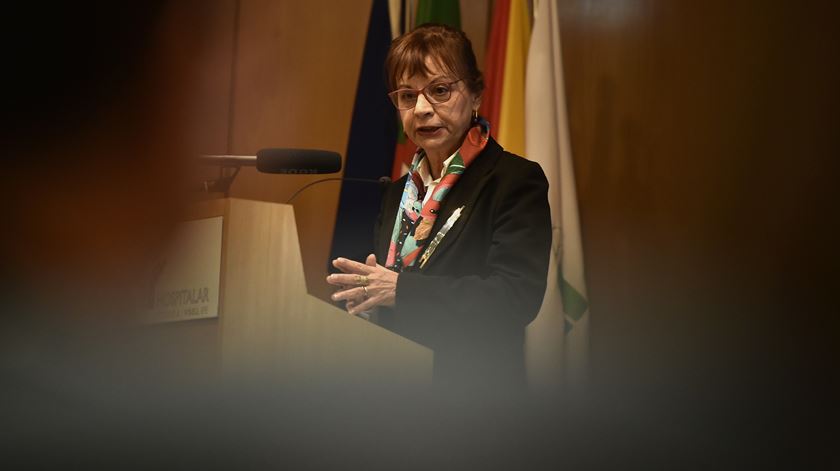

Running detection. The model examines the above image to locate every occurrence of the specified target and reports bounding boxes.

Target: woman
[327,24,551,386]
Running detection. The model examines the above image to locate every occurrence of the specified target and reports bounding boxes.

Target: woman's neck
[426,152,445,180]
[425,129,469,179]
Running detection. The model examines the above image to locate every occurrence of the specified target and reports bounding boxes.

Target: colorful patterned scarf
[385,117,490,271]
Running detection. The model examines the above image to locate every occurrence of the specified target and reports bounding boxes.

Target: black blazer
[373,137,552,387]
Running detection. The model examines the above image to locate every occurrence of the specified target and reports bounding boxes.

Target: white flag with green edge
[524,0,590,392]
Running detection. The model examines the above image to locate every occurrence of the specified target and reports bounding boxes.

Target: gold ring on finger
[363,286,369,298]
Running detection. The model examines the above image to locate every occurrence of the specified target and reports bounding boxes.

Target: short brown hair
[385,23,484,96]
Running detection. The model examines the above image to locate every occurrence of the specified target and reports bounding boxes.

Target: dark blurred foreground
[0,320,831,470]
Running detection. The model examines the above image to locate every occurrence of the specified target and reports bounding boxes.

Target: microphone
[257,148,341,174]
[285,176,392,204]
[198,148,342,174]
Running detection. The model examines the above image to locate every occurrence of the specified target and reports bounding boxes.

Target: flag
[390,0,461,180]
[481,0,531,157]
[524,0,590,391]
[387,0,403,39]
[415,0,460,26]
[329,0,397,267]
[481,0,510,129]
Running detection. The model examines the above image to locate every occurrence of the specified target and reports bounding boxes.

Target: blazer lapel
[376,175,406,262]
[418,138,503,270]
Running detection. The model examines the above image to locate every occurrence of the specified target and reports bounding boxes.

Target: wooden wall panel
[190,0,239,154]
[143,0,239,372]
[557,0,837,410]
[187,0,240,196]
[460,0,490,68]
[227,0,373,301]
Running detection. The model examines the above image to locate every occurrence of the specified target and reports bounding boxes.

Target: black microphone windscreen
[256,148,342,174]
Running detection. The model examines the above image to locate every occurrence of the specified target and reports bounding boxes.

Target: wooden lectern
[145,198,432,384]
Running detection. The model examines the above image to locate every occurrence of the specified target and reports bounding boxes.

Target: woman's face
[398,58,480,160]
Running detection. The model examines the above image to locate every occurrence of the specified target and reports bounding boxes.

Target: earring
[472,109,479,122]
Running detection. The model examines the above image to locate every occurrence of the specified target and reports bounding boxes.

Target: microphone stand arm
[201,165,241,197]
[285,177,390,204]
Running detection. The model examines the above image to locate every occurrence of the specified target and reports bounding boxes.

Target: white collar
[417,151,458,188]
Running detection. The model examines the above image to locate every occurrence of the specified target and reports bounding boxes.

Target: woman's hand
[326,254,398,316]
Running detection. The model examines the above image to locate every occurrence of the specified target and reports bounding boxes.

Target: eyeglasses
[387,79,463,110]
